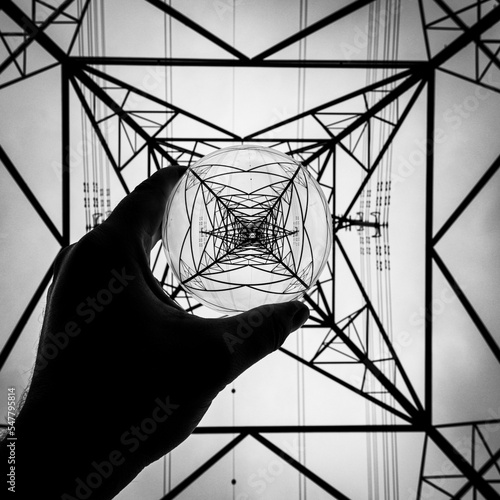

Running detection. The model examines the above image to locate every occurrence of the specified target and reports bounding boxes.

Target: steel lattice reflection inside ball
[162,145,332,314]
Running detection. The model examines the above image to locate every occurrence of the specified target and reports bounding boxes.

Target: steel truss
[1,0,500,498]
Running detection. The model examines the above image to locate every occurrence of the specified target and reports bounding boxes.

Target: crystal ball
[162,145,332,314]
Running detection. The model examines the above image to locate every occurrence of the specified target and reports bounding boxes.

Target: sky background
[1,0,500,498]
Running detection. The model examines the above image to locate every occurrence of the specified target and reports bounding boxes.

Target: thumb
[224,301,309,379]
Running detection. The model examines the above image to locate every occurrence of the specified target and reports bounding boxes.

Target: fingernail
[291,302,310,331]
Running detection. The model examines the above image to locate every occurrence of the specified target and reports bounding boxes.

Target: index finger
[103,166,187,255]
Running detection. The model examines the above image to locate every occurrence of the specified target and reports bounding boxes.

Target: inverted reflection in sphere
[163,145,332,314]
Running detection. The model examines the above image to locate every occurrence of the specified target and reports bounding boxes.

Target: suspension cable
[363,1,401,498]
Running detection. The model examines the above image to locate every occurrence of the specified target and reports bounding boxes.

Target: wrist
[3,395,144,500]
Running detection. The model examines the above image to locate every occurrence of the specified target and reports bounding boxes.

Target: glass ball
[162,145,332,314]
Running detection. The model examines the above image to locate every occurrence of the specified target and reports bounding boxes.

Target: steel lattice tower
[1,1,500,498]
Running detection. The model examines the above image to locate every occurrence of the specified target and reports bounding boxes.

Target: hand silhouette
[2,166,309,499]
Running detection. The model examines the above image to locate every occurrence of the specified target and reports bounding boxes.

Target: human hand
[8,167,309,499]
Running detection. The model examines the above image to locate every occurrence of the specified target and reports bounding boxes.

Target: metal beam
[453,443,500,498]
[425,71,435,424]
[0,61,59,91]
[61,65,70,246]
[311,306,365,362]
[433,150,500,245]
[159,433,248,500]
[155,137,327,143]
[253,0,376,60]
[0,263,54,371]
[0,145,63,245]
[433,249,500,364]
[69,75,130,194]
[302,73,421,165]
[301,3,500,165]
[84,65,241,141]
[66,0,92,55]
[328,320,420,419]
[427,426,499,499]
[430,3,500,70]
[0,0,77,76]
[155,140,204,160]
[2,1,179,168]
[71,74,180,167]
[194,424,421,434]
[435,418,500,429]
[416,434,428,500]
[280,347,412,422]
[143,0,249,61]
[251,433,351,499]
[336,236,424,414]
[340,78,426,219]
[417,0,432,60]
[245,69,413,140]
[433,0,500,73]
[70,57,424,68]
[437,66,500,95]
